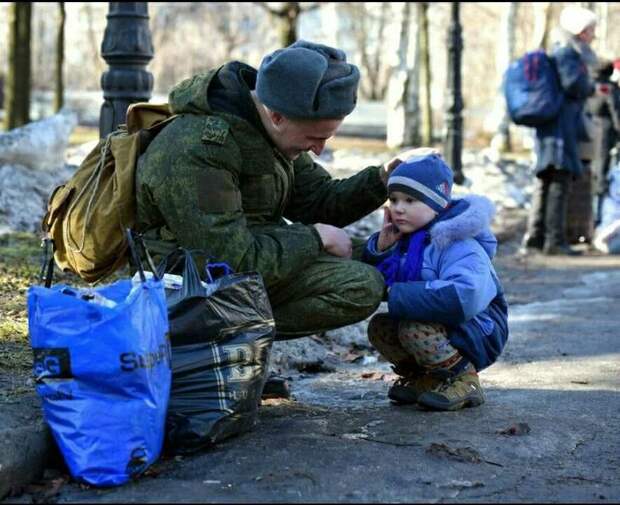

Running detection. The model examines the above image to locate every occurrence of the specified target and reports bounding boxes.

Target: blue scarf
[375,200,469,287]
[376,229,429,288]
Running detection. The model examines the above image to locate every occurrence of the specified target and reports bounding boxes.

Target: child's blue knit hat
[256,40,360,119]
[388,154,453,213]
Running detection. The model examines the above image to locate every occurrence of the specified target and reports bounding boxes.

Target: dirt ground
[4,224,620,503]
[0,233,126,404]
[2,139,620,502]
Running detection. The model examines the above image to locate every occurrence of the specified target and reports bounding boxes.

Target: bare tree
[595,2,608,56]
[490,2,519,153]
[82,3,105,77]
[255,2,320,47]
[386,2,420,148]
[204,3,253,58]
[418,2,432,145]
[54,2,65,112]
[4,2,32,130]
[341,2,390,101]
[531,2,552,50]
[148,2,275,94]
[150,4,176,54]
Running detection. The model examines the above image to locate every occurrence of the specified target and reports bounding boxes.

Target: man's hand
[314,223,353,258]
[380,147,441,186]
[377,207,402,252]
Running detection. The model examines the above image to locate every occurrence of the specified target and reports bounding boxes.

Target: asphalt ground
[2,237,619,503]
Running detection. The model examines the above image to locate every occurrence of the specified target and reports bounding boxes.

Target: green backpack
[42,102,178,284]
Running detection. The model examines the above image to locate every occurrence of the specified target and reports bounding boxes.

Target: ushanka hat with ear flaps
[256,40,360,119]
[388,154,454,214]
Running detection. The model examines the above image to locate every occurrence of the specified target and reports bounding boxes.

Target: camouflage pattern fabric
[368,313,414,368]
[135,69,388,336]
[270,253,384,339]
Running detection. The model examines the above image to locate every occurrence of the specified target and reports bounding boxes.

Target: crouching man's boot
[388,365,443,405]
[417,363,485,411]
[261,371,291,400]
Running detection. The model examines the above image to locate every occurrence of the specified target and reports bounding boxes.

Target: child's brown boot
[388,366,443,405]
[417,363,485,411]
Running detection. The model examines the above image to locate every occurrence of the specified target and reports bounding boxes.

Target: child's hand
[377,207,402,252]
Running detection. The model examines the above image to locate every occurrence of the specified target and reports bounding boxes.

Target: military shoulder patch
[201,116,230,145]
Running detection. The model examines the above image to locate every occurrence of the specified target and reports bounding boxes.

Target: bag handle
[157,249,234,284]
[156,248,205,296]
[39,230,157,288]
[126,229,159,284]
[204,261,233,283]
[39,238,55,288]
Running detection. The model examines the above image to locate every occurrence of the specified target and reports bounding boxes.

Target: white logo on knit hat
[437,182,450,196]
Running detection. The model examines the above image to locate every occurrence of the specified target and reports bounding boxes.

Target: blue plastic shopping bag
[27,232,171,487]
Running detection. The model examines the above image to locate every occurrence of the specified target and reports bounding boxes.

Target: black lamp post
[444,2,464,185]
[99,2,154,138]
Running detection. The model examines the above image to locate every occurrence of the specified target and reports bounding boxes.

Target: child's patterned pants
[367,312,463,372]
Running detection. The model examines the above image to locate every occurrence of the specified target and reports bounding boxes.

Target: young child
[363,153,509,411]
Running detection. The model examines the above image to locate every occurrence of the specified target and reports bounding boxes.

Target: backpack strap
[126,229,160,283]
[65,132,118,254]
[137,114,180,155]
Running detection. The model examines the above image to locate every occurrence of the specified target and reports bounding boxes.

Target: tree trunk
[491,2,518,153]
[280,2,300,47]
[4,2,32,130]
[532,2,552,51]
[596,2,608,56]
[54,2,65,112]
[370,2,389,101]
[418,2,432,145]
[386,2,420,148]
[83,3,105,77]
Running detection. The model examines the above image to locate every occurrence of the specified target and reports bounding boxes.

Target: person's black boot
[521,176,549,255]
[543,170,574,256]
[542,243,582,256]
[519,233,544,255]
[261,371,291,400]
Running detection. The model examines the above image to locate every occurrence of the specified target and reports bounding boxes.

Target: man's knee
[367,313,397,350]
[344,261,384,313]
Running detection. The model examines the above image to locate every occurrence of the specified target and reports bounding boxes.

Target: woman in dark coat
[522,5,597,255]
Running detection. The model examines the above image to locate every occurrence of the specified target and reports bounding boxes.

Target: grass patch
[0,231,132,393]
[0,232,86,379]
[0,320,28,343]
[0,233,43,376]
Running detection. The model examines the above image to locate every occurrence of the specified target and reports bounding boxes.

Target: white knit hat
[559,5,597,36]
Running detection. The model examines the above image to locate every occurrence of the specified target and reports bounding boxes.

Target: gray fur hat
[256,40,360,120]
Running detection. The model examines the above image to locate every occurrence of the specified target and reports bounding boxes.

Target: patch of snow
[0,109,77,171]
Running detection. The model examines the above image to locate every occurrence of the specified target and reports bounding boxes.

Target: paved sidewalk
[2,241,620,503]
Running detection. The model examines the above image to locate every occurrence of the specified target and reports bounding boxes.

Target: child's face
[388,191,438,233]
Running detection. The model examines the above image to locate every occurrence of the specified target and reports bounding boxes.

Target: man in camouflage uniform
[136,40,418,341]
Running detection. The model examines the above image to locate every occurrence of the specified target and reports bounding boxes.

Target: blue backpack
[503,50,564,127]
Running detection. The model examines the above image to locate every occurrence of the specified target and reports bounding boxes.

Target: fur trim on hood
[430,195,496,250]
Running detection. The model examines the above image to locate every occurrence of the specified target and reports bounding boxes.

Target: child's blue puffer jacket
[364,195,509,371]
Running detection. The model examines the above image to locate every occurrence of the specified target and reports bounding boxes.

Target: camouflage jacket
[135,62,387,289]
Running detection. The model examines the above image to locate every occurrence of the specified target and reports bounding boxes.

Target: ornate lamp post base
[99,2,154,138]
